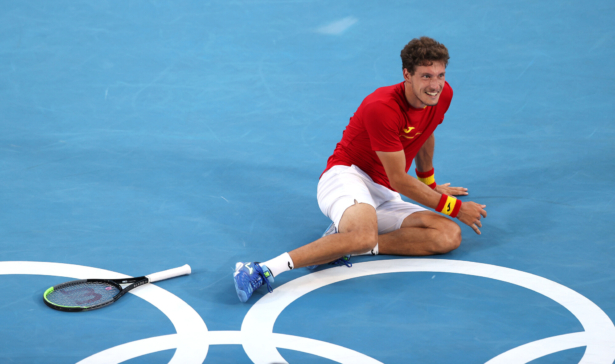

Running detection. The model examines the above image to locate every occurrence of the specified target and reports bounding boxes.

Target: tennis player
[234,36,487,303]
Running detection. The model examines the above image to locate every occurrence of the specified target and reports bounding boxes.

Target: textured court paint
[1,0,614,362]
[315,17,358,35]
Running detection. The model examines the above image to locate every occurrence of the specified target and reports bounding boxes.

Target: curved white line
[3,261,381,363]
[485,332,587,364]
[77,331,382,364]
[272,333,384,363]
[0,261,209,364]
[76,332,236,364]
[5,260,615,364]
[76,334,179,364]
[242,259,615,364]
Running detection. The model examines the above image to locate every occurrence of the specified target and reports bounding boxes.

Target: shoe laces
[254,264,273,293]
[331,256,352,268]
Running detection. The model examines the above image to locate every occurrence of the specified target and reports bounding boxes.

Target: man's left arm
[415,134,468,196]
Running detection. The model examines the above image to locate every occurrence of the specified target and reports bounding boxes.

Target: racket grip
[147,264,191,283]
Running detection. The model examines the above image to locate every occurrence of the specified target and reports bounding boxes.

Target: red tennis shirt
[323,81,453,191]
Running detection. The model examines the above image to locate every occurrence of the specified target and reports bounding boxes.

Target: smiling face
[403,61,446,109]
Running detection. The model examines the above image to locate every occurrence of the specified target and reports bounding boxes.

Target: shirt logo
[400,126,422,140]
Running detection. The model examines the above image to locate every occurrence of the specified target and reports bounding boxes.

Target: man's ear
[403,68,412,83]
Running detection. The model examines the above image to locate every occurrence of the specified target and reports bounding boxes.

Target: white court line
[0,262,209,364]
[76,331,382,364]
[272,333,383,364]
[2,262,377,363]
[241,259,615,364]
[4,260,615,363]
[77,334,180,364]
[485,332,588,363]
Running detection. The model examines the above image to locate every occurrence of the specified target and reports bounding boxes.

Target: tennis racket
[43,264,191,312]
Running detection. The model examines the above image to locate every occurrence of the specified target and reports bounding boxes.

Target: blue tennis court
[1,1,614,363]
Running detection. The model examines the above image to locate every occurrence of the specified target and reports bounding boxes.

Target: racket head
[43,279,124,312]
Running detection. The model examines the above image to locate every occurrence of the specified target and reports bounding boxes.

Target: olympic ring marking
[1,261,377,364]
[1,261,378,364]
[3,260,614,364]
[485,332,588,363]
[0,261,209,364]
[79,331,382,364]
[241,259,615,364]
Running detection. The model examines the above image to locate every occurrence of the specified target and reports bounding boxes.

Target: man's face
[403,61,446,108]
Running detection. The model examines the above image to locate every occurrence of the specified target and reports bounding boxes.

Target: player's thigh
[317,165,377,231]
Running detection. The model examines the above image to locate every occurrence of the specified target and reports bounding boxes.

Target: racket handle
[147,264,191,283]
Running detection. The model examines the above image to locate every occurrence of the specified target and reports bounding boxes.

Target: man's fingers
[458,201,486,234]
[471,224,481,235]
[446,187,468,196]
[437,184,468,196]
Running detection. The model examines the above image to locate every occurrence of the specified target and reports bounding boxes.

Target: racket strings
[45,281,121,308]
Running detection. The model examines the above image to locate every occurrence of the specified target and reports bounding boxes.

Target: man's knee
[347,228,378,253]
[338,201,378,253]
[432,221,462,254]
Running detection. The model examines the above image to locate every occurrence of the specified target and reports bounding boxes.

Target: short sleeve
[363,102,404,152]
[438,82,453,124]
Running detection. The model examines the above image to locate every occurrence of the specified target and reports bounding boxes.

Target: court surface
[1,1,614,363]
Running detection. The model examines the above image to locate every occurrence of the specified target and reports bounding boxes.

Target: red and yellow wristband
[436,194,462,218]
[416,168,437,189]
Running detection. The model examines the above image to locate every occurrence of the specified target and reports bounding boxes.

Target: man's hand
[457,201,487,235]
[434,183,468,196]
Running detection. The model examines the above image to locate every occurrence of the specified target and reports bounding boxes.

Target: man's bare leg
[378,210,461,256]
[289,202,379,268]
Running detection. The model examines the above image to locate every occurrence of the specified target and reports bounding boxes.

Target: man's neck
[403,81,425,109]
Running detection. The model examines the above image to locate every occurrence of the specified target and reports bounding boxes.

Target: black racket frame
[43,276,150,312]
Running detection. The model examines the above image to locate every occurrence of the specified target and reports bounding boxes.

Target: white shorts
[317,165,427,234]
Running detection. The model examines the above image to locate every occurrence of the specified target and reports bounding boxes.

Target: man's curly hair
[401,37,449,75]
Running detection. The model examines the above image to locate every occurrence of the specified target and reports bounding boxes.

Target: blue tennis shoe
[233,262,274,303]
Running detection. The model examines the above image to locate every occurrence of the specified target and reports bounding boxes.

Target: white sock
[351,243,379,256]
[262,252,294,278]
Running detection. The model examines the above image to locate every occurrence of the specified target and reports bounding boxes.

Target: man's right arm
[376,150,487,234]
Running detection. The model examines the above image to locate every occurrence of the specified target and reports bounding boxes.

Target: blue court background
[1,0,614,363]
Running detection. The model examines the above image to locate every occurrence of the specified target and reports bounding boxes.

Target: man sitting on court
[233,36,487,303]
